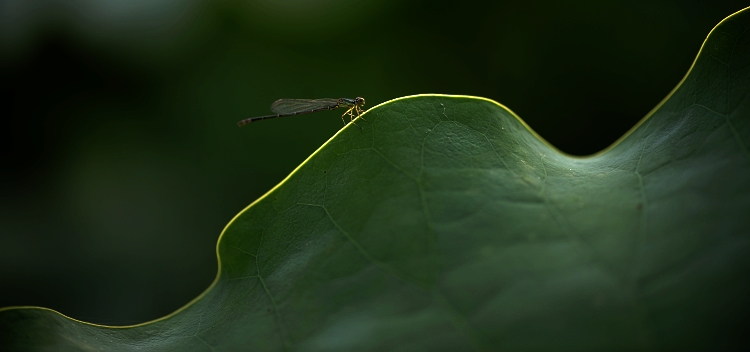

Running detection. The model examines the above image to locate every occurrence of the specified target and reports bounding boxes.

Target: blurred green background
[1,0,747,325]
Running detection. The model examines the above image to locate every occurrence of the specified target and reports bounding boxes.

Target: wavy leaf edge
[2,5,748,332]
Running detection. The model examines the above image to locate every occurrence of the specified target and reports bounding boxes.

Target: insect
[237,97,366,127]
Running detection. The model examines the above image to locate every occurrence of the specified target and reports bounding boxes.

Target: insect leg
[356,106,368,122]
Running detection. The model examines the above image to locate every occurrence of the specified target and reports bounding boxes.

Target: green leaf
[3,7,750,352]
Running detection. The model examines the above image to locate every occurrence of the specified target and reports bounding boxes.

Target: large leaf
[2,7,750,352]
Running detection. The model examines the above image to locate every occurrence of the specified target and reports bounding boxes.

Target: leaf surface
[3,7,750,352]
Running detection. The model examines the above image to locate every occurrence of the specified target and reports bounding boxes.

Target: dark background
[1,0,747,325]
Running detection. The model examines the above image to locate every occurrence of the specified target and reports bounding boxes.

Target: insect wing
[270,98,339,115]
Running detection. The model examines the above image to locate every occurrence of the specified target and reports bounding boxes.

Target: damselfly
[237,97,366,127]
